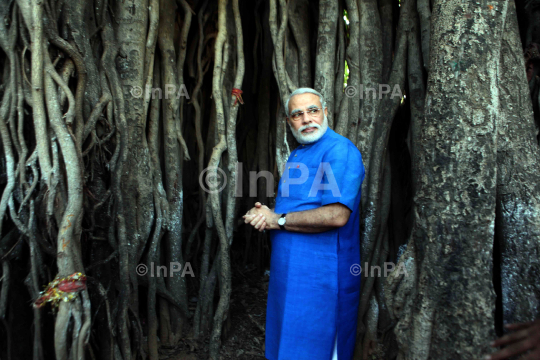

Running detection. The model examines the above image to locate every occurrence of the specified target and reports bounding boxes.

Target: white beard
[289,114,329,144]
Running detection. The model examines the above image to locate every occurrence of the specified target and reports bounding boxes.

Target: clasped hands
[242,202,280,232]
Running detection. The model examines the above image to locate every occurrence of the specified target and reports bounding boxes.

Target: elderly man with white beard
[243,88,366,360]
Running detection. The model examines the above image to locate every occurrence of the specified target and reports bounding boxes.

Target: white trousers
[331,332,338,360]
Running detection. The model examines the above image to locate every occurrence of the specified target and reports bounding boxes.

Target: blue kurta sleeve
[318,141,365,212]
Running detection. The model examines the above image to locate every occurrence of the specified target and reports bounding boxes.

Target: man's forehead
[288,93,322,110]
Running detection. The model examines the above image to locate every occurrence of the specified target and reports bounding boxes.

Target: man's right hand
[243,202,274,232]
[486,319,540,360]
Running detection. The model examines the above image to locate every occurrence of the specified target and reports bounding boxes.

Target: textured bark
[44,45,88,360]
[208,2,232,358]
[358,0,409,334]
[314,0,338,127]
[225,0,245,244]
[0,48,16,247]
[189,0,209,225]
[143,0,159,120]
[339,0,360,142]
[496,0,540,328]
[380,0,394,83]
[256,3,273,206]
[29,0,52,182]
[147,59,164,360]
[193,204,213,339]
[285,26,299,88]
[357,0,383,172]
[115,0,153,323]
[390,1,509,358]
[269,0,291,108]
[158,0,189,342]
[288,0,312,88]
[417,0,431,70]
[100,10,131,359]
[354,152,393,359]
[68,0,100,119]
[269,0,291,175]
[2,1,540,359]
[407,0,425,190]
[334,4,346,122]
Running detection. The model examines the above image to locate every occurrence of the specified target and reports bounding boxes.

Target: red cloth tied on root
[232,88,244,106]
[34,272,87,309]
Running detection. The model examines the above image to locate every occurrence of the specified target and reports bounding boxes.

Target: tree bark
[158,0,189,343]
[208,1,233,358]
[288,0,312,88]
[389,1,510,358]
[339,0,360,142]
[417,0,431,70]
[115,0,152,324]
[1,1,540,359]
[269,0,291,175]
[496,0,540,328]
[357,0,383,171]
[314,0,338,127]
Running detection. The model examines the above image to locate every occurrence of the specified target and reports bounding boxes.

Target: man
[243,88,365,360]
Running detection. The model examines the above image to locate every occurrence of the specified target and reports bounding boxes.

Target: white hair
[285,88,327,116]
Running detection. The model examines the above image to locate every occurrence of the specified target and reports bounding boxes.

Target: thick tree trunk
[269,0,291,175]
[314,0,338,127]
[158,0,189,343]
[496,0,540,328]
[357,0,409,347]
[408,0,425,191]
[338,0,360,141]
[115,0,153,326]
[388,1,510,358]
[417,0,431,70]
[357,0,383,174]
[285,26,299,88]
[288,0,312,88]
[2,1,540,359]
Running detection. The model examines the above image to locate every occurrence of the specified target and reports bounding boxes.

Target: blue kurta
[265,128,365,360]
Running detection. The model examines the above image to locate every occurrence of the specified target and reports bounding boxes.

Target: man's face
[287,93,329,144]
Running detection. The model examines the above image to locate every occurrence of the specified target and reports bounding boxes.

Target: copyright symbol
[345,86,357,98]
[131,86,143,98]
[199,167,227,194]
[136,264,148,276]
[350,264,361,276]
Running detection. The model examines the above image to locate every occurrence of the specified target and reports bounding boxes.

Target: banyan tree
[0,0,538,359]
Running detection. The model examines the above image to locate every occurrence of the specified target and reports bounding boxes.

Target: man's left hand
[243,202,279,232]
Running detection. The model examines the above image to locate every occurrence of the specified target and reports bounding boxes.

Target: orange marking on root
[62,238,71,251]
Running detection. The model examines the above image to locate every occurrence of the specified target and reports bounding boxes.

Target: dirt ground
[157,263,269,360]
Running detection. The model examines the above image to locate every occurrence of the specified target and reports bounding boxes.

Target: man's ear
[324,107,328,117]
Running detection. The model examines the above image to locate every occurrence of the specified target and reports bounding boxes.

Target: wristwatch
[277,213,287,230]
